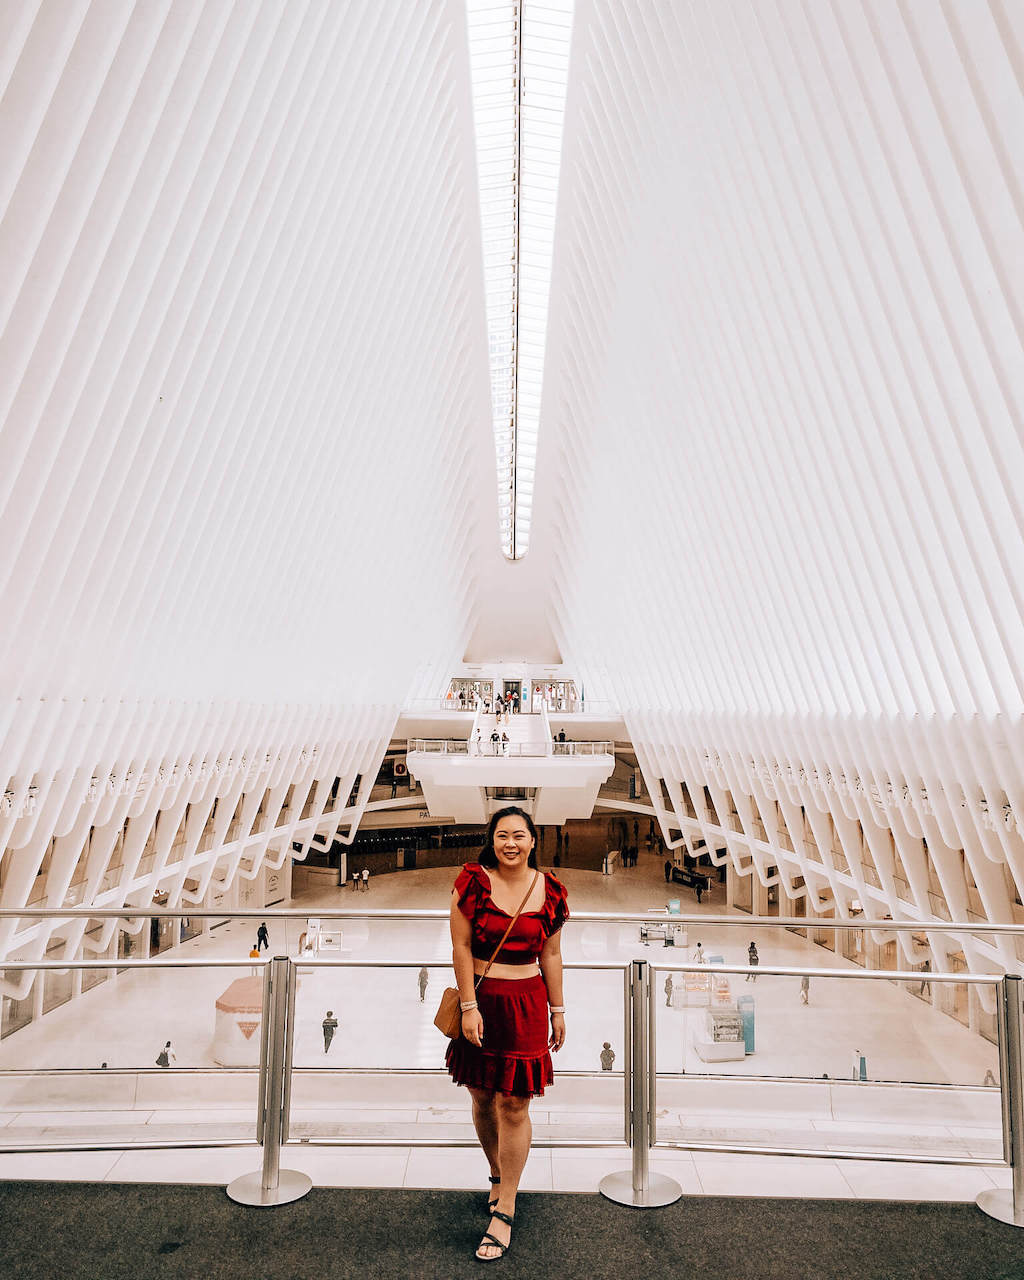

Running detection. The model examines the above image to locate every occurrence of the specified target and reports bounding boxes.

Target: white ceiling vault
[1,1,1024,981]
[531,0,1024,965]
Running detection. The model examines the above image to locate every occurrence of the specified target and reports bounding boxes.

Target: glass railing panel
[0,963,259,1151]
[651,955,1002,1162]
[287,961,625,1150]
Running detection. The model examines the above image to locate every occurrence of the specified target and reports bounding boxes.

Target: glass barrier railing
[407,739,614,758]
[649,962,1001,1163]
[403,699,474,713]
[401,698,621,717]
[0,908,1021,1219]
[0,959,260,1153]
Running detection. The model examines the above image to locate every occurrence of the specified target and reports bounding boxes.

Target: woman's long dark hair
[479,806,540,870]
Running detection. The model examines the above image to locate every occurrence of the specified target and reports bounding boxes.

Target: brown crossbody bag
[434,871,540,1039]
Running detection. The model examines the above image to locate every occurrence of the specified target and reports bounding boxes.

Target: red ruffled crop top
[454,863,569,965]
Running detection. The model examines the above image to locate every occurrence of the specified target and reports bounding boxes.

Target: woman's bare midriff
[473,959,540,981]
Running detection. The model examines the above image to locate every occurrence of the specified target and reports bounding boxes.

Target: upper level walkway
[405,703,615,824]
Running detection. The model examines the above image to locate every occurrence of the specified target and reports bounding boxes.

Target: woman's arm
[539,930,566,1051]
[450,890,484,1045]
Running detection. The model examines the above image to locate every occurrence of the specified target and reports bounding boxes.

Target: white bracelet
[460,1001,478,1012]
[549,1006,565,1014]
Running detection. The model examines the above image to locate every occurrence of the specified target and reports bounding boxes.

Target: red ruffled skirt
[446,974,553,1098]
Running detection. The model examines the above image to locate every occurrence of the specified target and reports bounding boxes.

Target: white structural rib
[534,0,1024,994]
[467,0,573,559]
[0,1,492,983]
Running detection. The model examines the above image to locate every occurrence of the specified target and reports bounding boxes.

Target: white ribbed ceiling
[0,0,492,753]
[533,0,1024,956]
[2,0,1024,974]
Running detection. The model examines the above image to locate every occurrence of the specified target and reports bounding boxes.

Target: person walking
[322,1011,338,1053]
[799,974,810,1004]
[256,921,270,951]
[446,806,569,1262]
[664,973,674,1007]
[918,959,931,996]
[745,941,759,981]
[418,967,429,1002]
[694,942,705,964]
[694,879,704,904]
[155,1040,175,1068]
[490,729,501,756]
[600,1042,615,1071]
[501,731,509,756]
[664,859,672,883]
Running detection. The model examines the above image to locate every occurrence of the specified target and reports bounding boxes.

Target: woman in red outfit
[447,806,568,1262]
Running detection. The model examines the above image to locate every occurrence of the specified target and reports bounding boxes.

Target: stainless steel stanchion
[600,959,683,1208]
[227,956,313,1206]
[977,974,1024,1226]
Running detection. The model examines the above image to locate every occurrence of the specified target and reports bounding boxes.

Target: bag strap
[474,871,540,990]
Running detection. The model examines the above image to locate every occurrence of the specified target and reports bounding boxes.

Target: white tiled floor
[0,859,1007,1204]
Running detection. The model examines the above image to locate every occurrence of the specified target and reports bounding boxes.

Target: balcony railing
[407,738,614,758]
[402,698,621,717]
[0,907,1022,1220]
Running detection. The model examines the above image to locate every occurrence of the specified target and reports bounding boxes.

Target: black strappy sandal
[486,1174,500,1214]
[475,1209,514,1263]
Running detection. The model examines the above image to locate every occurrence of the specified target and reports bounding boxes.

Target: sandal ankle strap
[488,1209,514,1227]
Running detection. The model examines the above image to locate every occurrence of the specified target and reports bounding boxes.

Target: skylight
[466,0,573,560]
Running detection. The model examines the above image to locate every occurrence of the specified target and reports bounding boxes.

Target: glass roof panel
[467,0,573,560]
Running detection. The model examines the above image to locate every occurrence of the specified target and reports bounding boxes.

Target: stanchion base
[976,1188,1024,1228]
[599,1169,683,1208]
[226,1169,313,1207]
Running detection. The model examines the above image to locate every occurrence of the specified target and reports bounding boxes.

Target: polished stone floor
[0,852,1008,1203]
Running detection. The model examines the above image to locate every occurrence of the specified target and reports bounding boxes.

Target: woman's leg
[467,1087,500,1182]
[479,1094,532,1258]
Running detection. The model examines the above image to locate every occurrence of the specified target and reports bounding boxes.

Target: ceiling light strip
[467,0,573,559]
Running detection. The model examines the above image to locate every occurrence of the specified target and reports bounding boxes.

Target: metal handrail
[4,905,1024,934]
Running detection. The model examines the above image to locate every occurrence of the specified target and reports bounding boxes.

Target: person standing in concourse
[446,806,569,1262]
[322,1011,338,1053]
[257,921,270,951]
[418,966,429,1002]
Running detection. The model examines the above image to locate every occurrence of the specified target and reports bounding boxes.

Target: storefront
[530,679,578,711]
[447,678,493,706]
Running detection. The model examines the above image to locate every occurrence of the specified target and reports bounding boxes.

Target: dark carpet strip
[0,1183,1021,1280]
